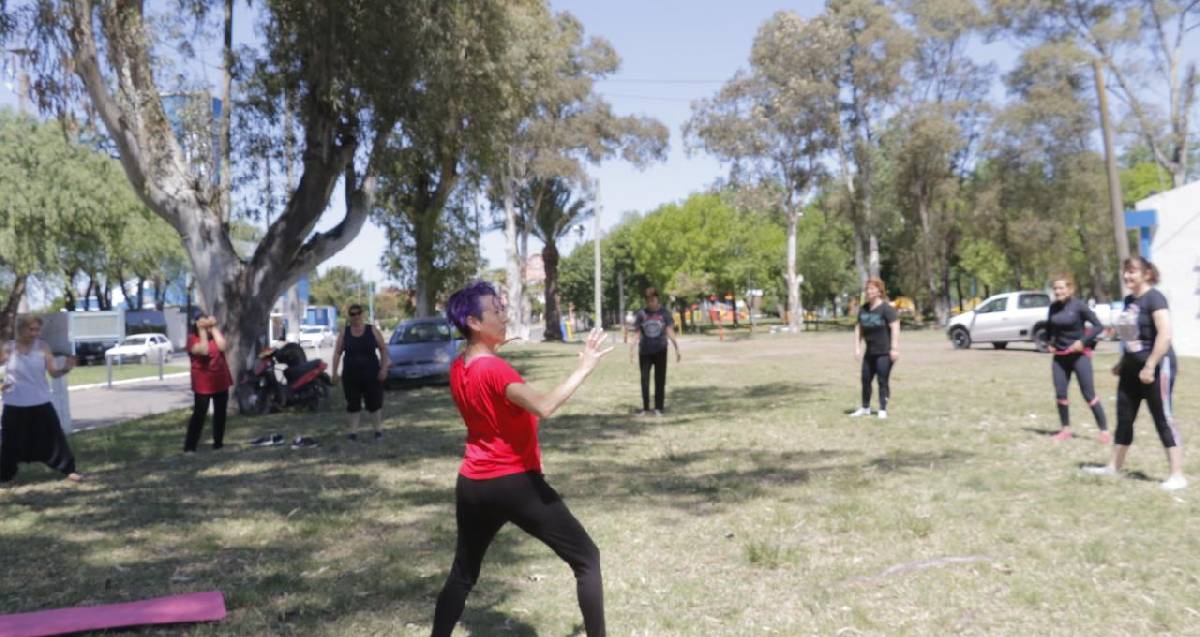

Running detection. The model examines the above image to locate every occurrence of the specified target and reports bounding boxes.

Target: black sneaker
[271,433,284,446]
[346,432,359,442]
[373,430,383,441]
[250,435,271,447]
[291,436,319,449]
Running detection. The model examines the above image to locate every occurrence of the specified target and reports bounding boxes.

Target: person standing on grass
[331,304,389,442]
[432,281,612,637]
[1045,275,1109,443]
[629,287,680,416]
[0,315,83,483]
[851,278,900,420]
[184,313,233,454]
[1085,257,1186,490]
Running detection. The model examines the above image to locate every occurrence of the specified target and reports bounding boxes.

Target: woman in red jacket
[184,312,233,453]
[431,281,613,637]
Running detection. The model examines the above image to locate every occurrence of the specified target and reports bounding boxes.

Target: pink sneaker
[1052,429,1073,442]
[1097,431,1112,445]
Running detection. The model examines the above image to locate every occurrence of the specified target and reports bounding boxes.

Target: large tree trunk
[0,274,28,341]
[785,210,802,331]
[502,175,526,340]
[542,241,562,341]
[413,209,437,318]
[852,228,867,289]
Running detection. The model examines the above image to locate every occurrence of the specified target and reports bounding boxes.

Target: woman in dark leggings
[432,281,613,637]
[1085,257,1185,491]
[1046,275,1109,443]
[184,312,232,453]
[628,287,680,416]
[331,304,389,441]
[851,278,899,420]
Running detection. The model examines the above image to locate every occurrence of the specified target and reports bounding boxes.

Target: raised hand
[578,328,615,372]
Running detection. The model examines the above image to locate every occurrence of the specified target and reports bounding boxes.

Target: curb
[70,372,191,392]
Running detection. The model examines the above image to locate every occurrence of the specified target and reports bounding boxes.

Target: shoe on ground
[291,436,319,449]
[653,409,663,417]
[849,407,871,417]
[346,432,359,442]
[1083,465,1118,477]
[250,435,271,447]
[877,410,888,420]
[1097,431,1112,445]
[373,430,383,441]
[1160,475,1188,491]
[1052,429,1073,442]
[66,472,84,482]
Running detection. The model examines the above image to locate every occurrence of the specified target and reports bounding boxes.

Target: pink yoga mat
[0,591,226,637]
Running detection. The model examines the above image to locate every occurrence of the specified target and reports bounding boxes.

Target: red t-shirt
[188,334,233,395]
[449,354,542,479]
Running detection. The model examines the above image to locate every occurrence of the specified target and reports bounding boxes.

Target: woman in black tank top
[332,304,391,441]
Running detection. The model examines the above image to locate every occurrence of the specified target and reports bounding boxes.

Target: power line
[600,93,697,103]
[598,77,726,84]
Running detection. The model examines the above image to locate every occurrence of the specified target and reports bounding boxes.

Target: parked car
[296,325,335,349]
[386,318,463,385]
[105,333,173,363]
[946,291,1054,350]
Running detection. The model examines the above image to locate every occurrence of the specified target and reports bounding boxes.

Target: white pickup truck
[946,291,1117,351]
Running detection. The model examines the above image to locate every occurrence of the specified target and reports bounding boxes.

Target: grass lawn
[2,331,1198,636]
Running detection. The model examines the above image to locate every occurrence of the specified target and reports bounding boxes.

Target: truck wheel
[1033,327,1050,353]
[992,342,1008,350]
[950,327,971,349]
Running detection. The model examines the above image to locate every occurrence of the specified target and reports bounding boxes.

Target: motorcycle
[236,342,332,415]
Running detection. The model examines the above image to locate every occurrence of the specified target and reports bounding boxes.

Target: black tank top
[343,324,380,377]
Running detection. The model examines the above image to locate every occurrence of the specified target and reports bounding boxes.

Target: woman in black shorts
[331,304,390,441]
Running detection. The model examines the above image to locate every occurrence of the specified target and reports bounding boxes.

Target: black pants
[184,390,228,452]
[861,354,893,411]
[639,350,667,411]
[0,403,77,482]
[1051,353,1107,430]
[432,471,604,637]
[1115,355,1179,447]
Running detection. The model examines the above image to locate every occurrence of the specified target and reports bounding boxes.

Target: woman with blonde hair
[0,316,82,483]
[1045,274,1109,442]
[851,278,899,419]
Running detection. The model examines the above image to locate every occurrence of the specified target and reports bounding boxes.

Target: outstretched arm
[507,328,614,419]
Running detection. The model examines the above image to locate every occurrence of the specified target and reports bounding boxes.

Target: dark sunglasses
[348,311,363,317]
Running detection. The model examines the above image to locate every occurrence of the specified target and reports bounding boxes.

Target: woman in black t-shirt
[852,278,899,420]
[1045,275,1108,443]
[1085,257,1185,491]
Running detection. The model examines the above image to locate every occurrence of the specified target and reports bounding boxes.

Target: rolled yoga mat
[0,591,226,637]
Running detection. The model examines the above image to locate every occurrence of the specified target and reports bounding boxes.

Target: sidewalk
[66,374,197,432]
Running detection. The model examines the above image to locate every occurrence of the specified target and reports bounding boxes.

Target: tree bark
[542,241,562,341]
[502,172,526,340]
[413,209,437,318]
[218,0,233,221]
[0,274,28,341]
[785,209,802,331]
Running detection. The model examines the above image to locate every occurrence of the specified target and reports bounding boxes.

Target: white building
[1135,180,1200,358]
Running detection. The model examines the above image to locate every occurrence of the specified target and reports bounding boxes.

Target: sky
[3,1,1195,290]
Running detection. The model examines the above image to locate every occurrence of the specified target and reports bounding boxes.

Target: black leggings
[861,354,892,410]
[1115,356,1179,447]
[432,471,604,637]
[639,350,667,411]
[184,390,228,452]
[1051,353,1107,430]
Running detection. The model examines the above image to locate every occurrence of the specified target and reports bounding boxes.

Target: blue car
[386,318,463,385]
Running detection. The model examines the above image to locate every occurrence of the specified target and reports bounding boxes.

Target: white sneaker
[1083,465,1118,477]
[1160,475,1188,491]
[877,410,888,420]
[849,407,871,417]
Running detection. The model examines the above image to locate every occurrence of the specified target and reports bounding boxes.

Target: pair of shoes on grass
[1083,465,1188,491]
[345,431,384,442]
[850,407,888,420]
[1055,430,1112,444]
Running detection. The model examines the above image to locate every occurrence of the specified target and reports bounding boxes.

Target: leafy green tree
[308,266,369,314]
[686,11,841,330]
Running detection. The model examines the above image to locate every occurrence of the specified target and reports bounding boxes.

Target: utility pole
[1093,60,1130,295]
[593,209,602,330]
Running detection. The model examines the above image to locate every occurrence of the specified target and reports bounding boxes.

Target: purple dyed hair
[446,281,499,338]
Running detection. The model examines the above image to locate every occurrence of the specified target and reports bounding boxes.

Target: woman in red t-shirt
[431,281,614,637]
[184,313,233,453]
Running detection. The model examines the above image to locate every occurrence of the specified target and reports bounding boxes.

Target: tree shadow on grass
[663,382,823,418]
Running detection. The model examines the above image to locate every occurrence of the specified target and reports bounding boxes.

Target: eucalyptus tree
[990,0,1198,188]
[17,0,520,374]
[488,7,667,339]
[686,11,842,331]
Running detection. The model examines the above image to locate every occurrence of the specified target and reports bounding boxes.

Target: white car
[296,325,335,349]
[946,291,1053,350]
[105,333,173,363]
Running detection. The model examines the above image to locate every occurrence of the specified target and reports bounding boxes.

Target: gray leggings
[1052,353,1107,430]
